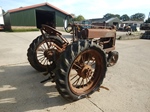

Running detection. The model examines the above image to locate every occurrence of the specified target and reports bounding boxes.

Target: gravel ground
[0,31,150,112]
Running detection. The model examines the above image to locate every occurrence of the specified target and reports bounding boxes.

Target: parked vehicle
[81,20,92,28]
[140,23,150,30]
[27,15,119,101]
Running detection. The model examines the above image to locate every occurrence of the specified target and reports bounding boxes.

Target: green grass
[6,28,39,32]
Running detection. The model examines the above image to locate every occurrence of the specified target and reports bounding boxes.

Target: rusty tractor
[27,15,119,101]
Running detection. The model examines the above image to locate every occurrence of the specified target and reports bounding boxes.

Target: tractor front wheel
[27,35,64,72]
[107,51,119,67]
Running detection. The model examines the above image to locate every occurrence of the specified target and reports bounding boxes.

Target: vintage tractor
[27,15,119,101]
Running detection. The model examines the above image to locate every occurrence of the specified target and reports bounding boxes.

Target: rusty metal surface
[104,47,115,53]
[28,22,118,100]
[41,24,69,44]
[86,29,116,38]
[1,32,150,112]
[41,24,62,35]
[36,39,62,67]
[39,23,117,71]
[69,49,103,95]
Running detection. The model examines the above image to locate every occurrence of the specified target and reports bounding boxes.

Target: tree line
[103,13,146,21]
[72,13,150,23]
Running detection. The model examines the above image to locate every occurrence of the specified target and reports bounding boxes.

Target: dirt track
[0,31,150,112]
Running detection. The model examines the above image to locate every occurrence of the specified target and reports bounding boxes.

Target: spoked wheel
[27,35,64,72]
[54,40,107,101]
[69,49,103,95]
[107,51,119,67]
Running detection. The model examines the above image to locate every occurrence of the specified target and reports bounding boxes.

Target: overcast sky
[0,0,150,20]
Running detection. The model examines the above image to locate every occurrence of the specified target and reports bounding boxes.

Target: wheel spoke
[46,59,48,65]
[37,48,44,52]
[37,52,44,54]
[40,57,46,64]
[86,76,89,84]
[86,59,90,65]
[87,76,91,83]
[48,42,52,47]
[70,74,78,81]
[90,71,94,79]
[89,60,96,66]
[43,43,47,49]
[80,79,84,88]
[43,58,48,65]
[40,45,45,51]
[37,54,44,57]
[72,77,81,86]
[88,77,92,82]
[81,55,85,64]
[38,56,45,61]
[73,63,82,69]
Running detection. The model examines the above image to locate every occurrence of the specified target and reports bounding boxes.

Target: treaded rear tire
[54,40,107,101]
[27,35,64,72]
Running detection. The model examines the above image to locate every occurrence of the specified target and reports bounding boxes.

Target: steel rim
[69,49,103,95]
[36,39,60,67]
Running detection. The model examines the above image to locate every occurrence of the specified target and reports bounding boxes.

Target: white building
[0,7,4,30]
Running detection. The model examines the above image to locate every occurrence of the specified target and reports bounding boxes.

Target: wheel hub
[79,65,92,79]
[44,49,56,61]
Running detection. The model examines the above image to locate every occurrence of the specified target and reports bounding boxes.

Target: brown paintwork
[86,29,116,38]
[41,24,116,54]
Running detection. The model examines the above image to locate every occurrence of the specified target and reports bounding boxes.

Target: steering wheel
[64,15,73,33]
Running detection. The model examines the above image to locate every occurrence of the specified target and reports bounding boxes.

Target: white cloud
[114,0,150,10]
[41,0,149,20]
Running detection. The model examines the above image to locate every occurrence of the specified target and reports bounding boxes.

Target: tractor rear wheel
[54,40,107,101]
[27,35,64,72]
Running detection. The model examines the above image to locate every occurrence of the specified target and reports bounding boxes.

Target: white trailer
[0,7,4,30]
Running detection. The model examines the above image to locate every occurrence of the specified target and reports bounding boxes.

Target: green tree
[130,13,145,21]
[103,13,120,20]
[120,14,130,21]
[114,14,120,19]
[103,13,114,20]
[73,15,85,21]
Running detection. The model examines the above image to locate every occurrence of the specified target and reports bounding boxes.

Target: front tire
[27,35,64,72]
[54,40,107,101]
[107,51,119,67]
